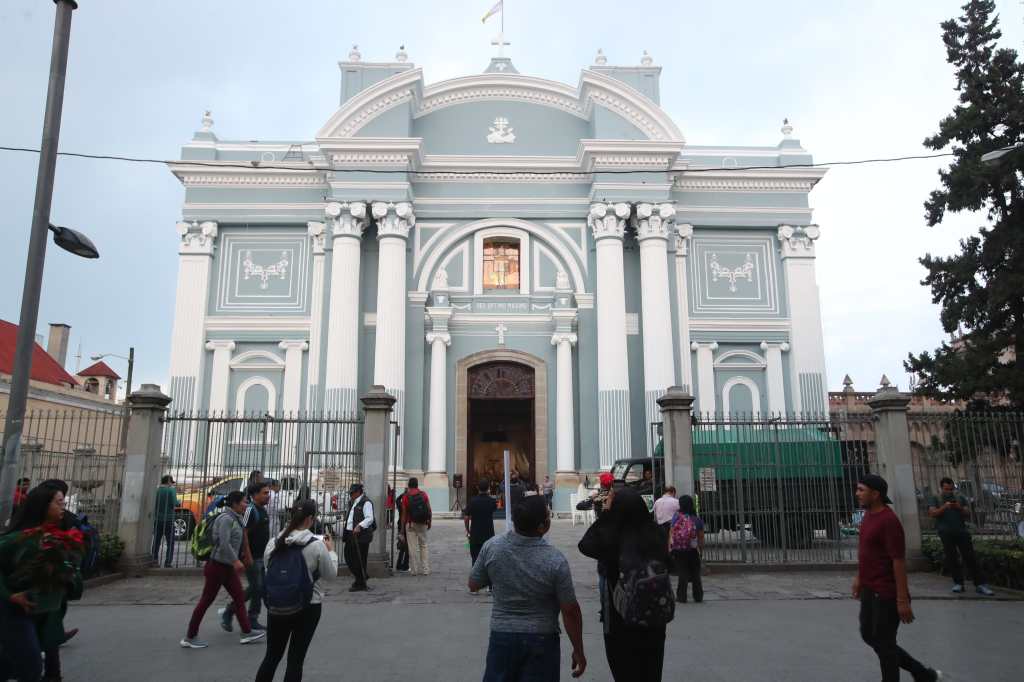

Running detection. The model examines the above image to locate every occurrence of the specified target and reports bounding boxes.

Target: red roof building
[77,361,121,380]
[0,319,78,388]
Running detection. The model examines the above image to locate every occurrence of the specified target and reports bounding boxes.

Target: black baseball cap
[860,474,893,504]
[348,483,364,495]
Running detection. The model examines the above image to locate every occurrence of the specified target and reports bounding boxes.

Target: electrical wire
[0,144,958,176]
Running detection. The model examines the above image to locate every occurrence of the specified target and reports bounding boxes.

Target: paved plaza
[63,520,1021,681]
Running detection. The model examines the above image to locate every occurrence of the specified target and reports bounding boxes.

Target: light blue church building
[167,47,829,508]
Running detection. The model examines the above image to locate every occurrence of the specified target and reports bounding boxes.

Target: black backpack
[263,538,319,616]
[407,492,430,524]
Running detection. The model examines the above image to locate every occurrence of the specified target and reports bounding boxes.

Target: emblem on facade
[486,116,516,144]
[710,253,755,292]
[242,250,290,289]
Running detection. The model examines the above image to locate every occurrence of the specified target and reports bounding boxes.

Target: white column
[168,221,217,411]
[761,341,790,416]
[372,202,415,465]
[551,331,578,472]
[674,224,694,392]
[323,202,367,414]
[691,341,718,416]
[305,221,327,411]
[425,330,451,474]
[279,340,308,466]
[778,225,828,415]
[204,340,235,413]
[589,202,632,469]
[635,203,677,452]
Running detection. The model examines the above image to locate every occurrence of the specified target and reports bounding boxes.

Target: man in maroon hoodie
[853,474,941,682]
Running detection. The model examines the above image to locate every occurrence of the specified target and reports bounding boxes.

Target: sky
[0,0,1022,398]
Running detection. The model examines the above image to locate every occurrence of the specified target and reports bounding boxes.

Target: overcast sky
[1,0,1021,398]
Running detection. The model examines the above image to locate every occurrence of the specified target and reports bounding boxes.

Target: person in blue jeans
[152,475,179,567]
[469,495,586,681]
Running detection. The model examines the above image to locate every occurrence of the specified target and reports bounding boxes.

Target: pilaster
[168,221,218,412]
[760,341,790,416]
[691,341,718,416]
[306,221,327,410]
[204,340,235,413]
[778,224,828,415]
[674,223,694,392]
[279,340,308,465]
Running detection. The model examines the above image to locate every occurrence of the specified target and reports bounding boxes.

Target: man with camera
[927,477,994,596]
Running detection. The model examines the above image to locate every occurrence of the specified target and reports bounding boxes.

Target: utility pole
[0,0,79,527]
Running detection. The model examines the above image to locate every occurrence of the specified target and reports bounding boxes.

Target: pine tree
[904,0,1024,408]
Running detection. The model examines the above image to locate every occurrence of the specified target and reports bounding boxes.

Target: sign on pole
[503,448,511,529]
[699,467,718,492]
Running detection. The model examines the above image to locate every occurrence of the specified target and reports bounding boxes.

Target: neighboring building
[165,48,831,507]
[76,361,122,402]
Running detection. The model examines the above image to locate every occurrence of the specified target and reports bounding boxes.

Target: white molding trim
[438,241,471,293]
[532,241,562,294]
[689,319,790,331]
[414,222,456,270]
[205,317,311,332]
[235,375,278,414]
[168,164,328,189]
[230,349,285,370]
[416,218,587,295]
[722,375,762,417]
[473,227,530,296]
[317,68,424,139]
[546,222,588,272]
[714,349,767,369]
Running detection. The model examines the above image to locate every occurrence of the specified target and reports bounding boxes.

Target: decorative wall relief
[242,250,290,289]
[709,253,755,292]
[486,116,516,144]
[214,232,310,314]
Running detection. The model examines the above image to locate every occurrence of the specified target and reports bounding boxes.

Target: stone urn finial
[201,110,213,132]
[641,50,654,66]
[348,44,362,62]
[594,48,607,65]
[879,374,892,390]
[396,45,408,62]
[781,117,794,138]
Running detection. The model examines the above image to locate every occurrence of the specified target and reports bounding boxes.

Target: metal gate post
[771,419,787,563]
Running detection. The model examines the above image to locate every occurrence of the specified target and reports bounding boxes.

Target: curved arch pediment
[317,68,684,143]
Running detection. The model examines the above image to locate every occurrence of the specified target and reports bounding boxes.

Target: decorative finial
[640,50,653,66]
[201,110,213,132]
[555,270,570,291]
[431,267,449,291]
[348,44,361,62]
[879,374,892,390]
[396,45,408,63]
[781,118,794,138]
[843,374,854,392]
[594,48,607,65]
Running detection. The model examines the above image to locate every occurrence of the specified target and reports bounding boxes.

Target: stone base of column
[422,471,450,489]
[338,552,392,579]
[555,471,585,488]
[118,553,157,578]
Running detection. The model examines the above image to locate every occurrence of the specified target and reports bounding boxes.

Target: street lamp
[0,0,83,528]
[90,348,134,453]
[981,143,1023,164]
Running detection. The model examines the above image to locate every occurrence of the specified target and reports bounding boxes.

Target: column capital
[634,203,676,242]
[588,202,630,241]
[204,340,236,352]
[326,201,368,240]
[550,332,578,347]
[426,306,453,328]
[307,221,326,255]
[278,340,309,352]
[759,341,790,352]
[778,224,820,259]
[372,201,415,240]
[690,341,718,351]
[426,331,451,346]
[675,223,694,256]
[176,220,218,255]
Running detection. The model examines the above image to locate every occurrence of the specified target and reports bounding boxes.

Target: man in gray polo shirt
[469,495,586,681]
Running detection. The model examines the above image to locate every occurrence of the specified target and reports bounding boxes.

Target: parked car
[173,475,246,540]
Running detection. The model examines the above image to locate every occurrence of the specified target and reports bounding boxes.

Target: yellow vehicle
[173,475,246,540]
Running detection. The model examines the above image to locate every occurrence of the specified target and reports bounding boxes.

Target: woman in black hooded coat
[578,487,670,681]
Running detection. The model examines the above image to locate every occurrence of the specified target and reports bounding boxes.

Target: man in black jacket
[343,483,375,592]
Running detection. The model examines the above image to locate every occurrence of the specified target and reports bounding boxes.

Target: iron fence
[909,411,1024,541]
[1,409,125,535]
[691,413,875,564]
[156,411,363,568]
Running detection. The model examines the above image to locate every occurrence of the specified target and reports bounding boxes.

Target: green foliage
[98,533,124,570]
[905,0,1024,408]
[922,535,1024,589]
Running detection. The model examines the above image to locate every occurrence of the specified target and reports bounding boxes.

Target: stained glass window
[482,239,520,290]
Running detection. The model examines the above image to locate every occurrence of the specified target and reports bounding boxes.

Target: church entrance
[467,362,536,494]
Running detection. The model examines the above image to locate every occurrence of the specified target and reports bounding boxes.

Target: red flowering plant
[10,523,85,593]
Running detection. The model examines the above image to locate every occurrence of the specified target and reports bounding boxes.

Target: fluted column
[323,202,367,414]
[635,203,677,452]
[551,331,578,472]
[168,221,218,412]
[305,221,327,411]
[589,202,632,469]
[691,341,718,416]
[761,341,790,416]
[425,331,451,473]
[778,225,828,415]
[372,202,415,465]
[674,224,694,392]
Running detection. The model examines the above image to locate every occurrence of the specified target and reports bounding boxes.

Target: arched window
[482,238,520,290]
[83,378,100,394]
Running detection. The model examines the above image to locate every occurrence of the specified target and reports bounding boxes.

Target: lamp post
[0,0,90,528]
[90,348,134,453]
[981,143,1023,164]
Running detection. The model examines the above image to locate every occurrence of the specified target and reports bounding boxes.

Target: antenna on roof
[282,144,304,162]
[74,339,82,372]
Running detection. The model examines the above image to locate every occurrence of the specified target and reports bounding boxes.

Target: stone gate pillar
[657,386,695,495]
[360,385,396,577]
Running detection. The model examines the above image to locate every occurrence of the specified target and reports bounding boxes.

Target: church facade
[166,48,829,508]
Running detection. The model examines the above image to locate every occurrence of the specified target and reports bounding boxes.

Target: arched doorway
[455,350,549,494]
[467,362,535,491]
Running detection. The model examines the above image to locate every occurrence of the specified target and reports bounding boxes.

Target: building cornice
[168,163,329,188]
[672,167,828,193]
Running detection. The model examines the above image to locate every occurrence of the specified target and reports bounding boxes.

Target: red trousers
[187,560,252,638]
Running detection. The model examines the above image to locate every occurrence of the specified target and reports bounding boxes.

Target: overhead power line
[0,144,957,176]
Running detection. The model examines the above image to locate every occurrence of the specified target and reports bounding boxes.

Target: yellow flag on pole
[482,0,503,23]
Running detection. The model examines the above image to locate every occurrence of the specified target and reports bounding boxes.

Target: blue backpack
[263,538,319,616]
[76,514,100,577]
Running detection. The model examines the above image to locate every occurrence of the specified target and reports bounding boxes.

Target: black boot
[676,582,687,603]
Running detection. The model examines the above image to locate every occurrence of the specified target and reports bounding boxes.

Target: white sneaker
[180,637,208,649]
[239,630,266,645]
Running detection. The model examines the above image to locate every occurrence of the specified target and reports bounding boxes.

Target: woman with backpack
[255,499,337,682]
[669,494,706,603]
[578,487,673,682]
